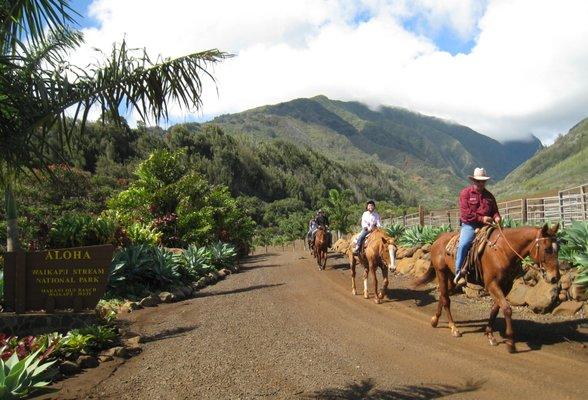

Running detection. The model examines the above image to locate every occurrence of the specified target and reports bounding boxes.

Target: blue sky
[65,1,588,145]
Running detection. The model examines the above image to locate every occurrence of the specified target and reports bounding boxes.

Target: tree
[325,188,355,235]
[1,0,229,250]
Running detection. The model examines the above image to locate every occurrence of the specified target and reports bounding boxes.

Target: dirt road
[50,248,587,399]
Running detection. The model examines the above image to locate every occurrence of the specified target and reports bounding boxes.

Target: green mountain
[209,95,542,207]
[492,118,588,199]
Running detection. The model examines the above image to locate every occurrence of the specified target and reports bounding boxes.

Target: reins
[495,223,551,272]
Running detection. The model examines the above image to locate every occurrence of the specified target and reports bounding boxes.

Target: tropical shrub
[175,245,214,280]
[47,213,117,249]
[125,222,162,246]
[61,326,117,354]
[500,216,523,228]
[0,348,57,399]
[558,221,588,288]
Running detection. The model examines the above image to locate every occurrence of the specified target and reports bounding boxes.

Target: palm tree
[325,188,355,237]
[1,0,229,250]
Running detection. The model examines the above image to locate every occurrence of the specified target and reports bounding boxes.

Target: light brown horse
[314,226,328,270]
[347,228,397,304]
[413,223,560,353]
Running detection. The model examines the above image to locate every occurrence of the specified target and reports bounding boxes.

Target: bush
[398,225,451,247]
[384,223,405,239]
[558,221,588,289]
[47,213,117,249]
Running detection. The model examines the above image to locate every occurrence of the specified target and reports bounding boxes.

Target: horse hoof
[363,294,369,300]
[352,289,357,295]
[430,316,439,328]
[377,292,384,300]
[374,298,381,304]
[451,329,462,338]
[488,338,498,346]
[507,344,517,354]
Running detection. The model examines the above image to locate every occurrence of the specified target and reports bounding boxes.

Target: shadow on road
[194,283,285,298]
[304,378,484,399]
[389,287,437,307]
[141,325,198,343]
[456,317,588,350]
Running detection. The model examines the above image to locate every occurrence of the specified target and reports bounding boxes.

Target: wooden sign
[3,245,113,313]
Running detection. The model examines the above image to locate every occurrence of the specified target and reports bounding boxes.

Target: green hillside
[211,96,543,207]
[492,118,588,198]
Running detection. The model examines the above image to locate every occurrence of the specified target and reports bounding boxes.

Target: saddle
[446,226,495,285]
[351,231,373,255]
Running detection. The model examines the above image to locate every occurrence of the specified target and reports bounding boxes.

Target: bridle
[495,223,554,274]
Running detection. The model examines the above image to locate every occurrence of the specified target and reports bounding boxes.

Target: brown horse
[314,226,328,270]
[413,223,560,353]
[347,228,397,304]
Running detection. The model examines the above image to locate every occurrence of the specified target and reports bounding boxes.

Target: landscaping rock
[101,346,129,359]
[523,268,539,285]
[570,284,588,301]
[333,238,349,253]
[464,283,487,298]
[404,246,420,258]
[396,258,415,275]
[171,288,186,301]
[217,269,227,279]
[122,335,142,347]
[412,249,425,260]
[423,252,431,261]
[159,292,175,303]
[119,301,142,314]
[551,301,584,316]
[525,279,558,313]
[220,268,232,276]
[139,294,160,308]
[507,279,529,306]
[413,259,431,277]
[59,360,81,375]
[206,273,218,284]
[98,355,114,363]
[181,285,194,297]
[560,272,573,291]
[77,355,99,369]
[421,243,431,253]
[395,247,408,259]
[194,277,207,289]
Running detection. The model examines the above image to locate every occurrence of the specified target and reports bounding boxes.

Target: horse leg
[363,266,369,299]
[439,269,461,337]
[378,264,388,300]
[485,302,500,346]
[322,248,327,270]
[350,256,357,295]
[370,261,380,304]
[487,281,516,353]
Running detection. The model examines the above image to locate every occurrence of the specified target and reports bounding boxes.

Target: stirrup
[453,271,463,285]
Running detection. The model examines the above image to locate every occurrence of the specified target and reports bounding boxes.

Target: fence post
[419,205,425,227]
[521,198,527,224]
[447,211,452,230]
[403,210,407,226]
[582,185,587,220]
[559,190,565,227]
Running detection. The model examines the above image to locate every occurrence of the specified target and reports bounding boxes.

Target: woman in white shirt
[352,200,382,255]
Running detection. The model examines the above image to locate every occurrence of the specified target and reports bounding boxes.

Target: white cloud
[72,0,588,145]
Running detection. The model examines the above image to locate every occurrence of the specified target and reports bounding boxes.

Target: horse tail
[411,265,436,288]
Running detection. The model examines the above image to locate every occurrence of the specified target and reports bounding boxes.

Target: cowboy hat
[468,167,491,181]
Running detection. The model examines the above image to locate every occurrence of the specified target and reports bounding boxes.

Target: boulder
[59,360,81,375]
[77,355,99,369]
[551,301,584,316]
[333,238,349,253]
[507,279,529,306]
[558,291,568,302]
[395,247,408,259]
[98,355,114,363]
[560,272,573,291]
[119,301,142,314]
[525,279,558,313]
[421,243,431,253]
[412,249,425,260]
[101,346,129,359]
[423,252,431,261]
[171,288,186,301]
[122,335,142,348]
[158,292,175,303]
[396,258,415,275]
[570,284,588,301]
[413,259,431,277]
[217,269,227,279]
[464,283,487,298]
[139,294,160,308]
[194,277,207,289]
[404,246,420,258]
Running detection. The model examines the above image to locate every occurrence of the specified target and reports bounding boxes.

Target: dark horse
[314,225,328,270]
[413,223,560,353]
[347,228,397,304]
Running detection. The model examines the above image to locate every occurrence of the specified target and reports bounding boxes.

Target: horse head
[380,234,397,273]
[530,222,561,284]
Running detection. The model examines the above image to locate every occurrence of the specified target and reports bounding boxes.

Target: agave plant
[398,225,450,247]
[108,245,154,295]
[558,221,588,289]
[151,247,182,287]
[0,347,57,399]
[176,245,214,280]
[500,216,523,228]
[209,242,237,269]
[384,223,405,239]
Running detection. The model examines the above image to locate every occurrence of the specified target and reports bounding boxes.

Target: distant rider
[352,200,382,255]
[313,210,332,248]
[454,167,501,284]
